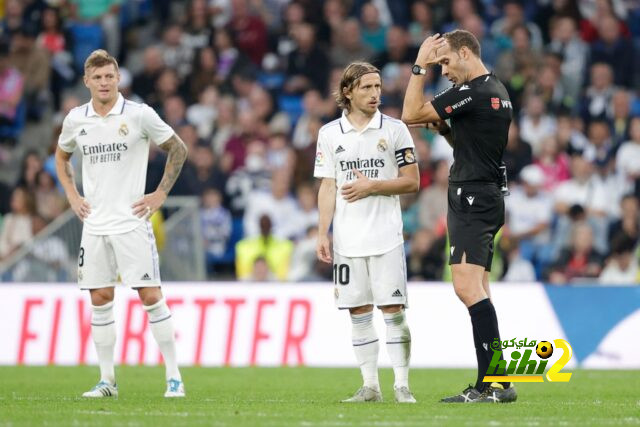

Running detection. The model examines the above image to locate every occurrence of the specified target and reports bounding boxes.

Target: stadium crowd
[0,0,639,284]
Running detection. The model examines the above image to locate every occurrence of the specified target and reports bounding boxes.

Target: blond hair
[84,49,119,75]
[334,62,380,112]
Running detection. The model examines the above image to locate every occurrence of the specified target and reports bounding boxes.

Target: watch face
[412,65,422,75]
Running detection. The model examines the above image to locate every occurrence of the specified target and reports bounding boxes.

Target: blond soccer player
[55,50,188,398]
[315,62,420,403]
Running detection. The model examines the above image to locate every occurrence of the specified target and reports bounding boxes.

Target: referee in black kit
[402,30,516,403]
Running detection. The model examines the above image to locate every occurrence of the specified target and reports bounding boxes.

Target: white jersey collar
[339,109,382,134]
[86,93,126,118]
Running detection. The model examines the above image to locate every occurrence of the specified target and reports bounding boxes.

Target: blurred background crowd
[0,0,639,285]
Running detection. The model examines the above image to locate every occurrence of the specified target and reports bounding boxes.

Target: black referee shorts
[447,182,505,271]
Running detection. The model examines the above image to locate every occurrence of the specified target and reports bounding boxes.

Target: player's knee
[349,305,373,315]
[138,287,163,306]
[453,284,484,306]
[89,288,114,306]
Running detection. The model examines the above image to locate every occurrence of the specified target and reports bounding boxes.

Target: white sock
[144,298,181,381]
[350,311,379,390]
[91,301,116,385]
[384,310,411,389]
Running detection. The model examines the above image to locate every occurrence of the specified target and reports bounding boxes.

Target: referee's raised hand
[416,33,447,67]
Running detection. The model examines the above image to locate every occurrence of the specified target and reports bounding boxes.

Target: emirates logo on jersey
[445,106,453,114]
[118,123,129,136]
[491,97,500,110]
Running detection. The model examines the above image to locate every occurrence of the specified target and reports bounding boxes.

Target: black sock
[470,321,486,390]
[468,298,510,390]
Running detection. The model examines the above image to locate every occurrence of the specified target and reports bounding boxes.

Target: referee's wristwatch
[411,64,427,76]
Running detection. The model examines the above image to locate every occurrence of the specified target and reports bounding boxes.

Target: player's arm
[341,163,419,203]
[316,178,336,264]
[55,142,90,220]
[132,133,188,218]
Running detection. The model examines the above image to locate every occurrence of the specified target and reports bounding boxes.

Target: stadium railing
[0,196,205,282]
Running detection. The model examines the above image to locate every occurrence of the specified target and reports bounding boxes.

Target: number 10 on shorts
[333,264,350,285]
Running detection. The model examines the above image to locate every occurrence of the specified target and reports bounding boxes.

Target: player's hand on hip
[69,195,91,221]
[132,191,166,219]
[416,33,446,67]
[341,169,373,202]
[316,234,332,264]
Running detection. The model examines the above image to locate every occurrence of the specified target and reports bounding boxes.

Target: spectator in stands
[160,23,194,78]
[495,25,542,113]
[0,187,34,260]
[502,238,536,282]
[490,0,544,50]
[408,0,435,48]
[288,225,321,281]
[284,23,329,95]
[417,159,448,238]
[34,170,66,222]
[289,182,319,241]
[599,235,639,285]
[162,95,188,129]
[183,0,212,51]
[16,151,43,191]
[588,14,636,88]
[222,110,265,173]
[519,94,556,156]
[266,132,295,174]
[293,89,326,150]
[150,68,182,111]
[0,41,23,132]
[329,19,373,68]
[441,0,477,34]
[192,144,227,195]
[187,85,219,140]
[132,46,165,105]
[548,221,604,284]
[0,0,25,39]
[504,164,553,275]
[581,62,616,123]
[201,187,232,274]
[70,0,121,58]
[583,119,614,166]
[360,2,387,54]
[210,95,237,157]
[225,139,271,217]
[608,194,639,247]
[534,135,570,191]
[547,15,588,103]
[10,27,50,121]
[189,47,221,104]
[610,90,632,145]
[503,121,533,182]
[228,0,268,66]
[235,214,293,281]
[615,117,640,195]
[37,7,75,109]
[553,154,608,254]
[407,228,445,280]
[213,27,255,94]
[243,170,298,240]
[461,13,499,68]
[370,26,417,70]
[250,256,276,282]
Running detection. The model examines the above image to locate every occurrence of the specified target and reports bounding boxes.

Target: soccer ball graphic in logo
[536,341,554,359]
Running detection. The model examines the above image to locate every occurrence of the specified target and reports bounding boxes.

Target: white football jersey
[58,93,174,235]
[314,110,415,257]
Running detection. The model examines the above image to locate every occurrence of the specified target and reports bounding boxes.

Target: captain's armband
[395,148,416,167]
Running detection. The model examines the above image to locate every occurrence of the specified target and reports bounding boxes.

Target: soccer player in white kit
[315,62,420,403]
[54,50,188,398]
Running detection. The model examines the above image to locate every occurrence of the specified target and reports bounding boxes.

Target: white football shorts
[333,243,408,309]
[77,221,161,289]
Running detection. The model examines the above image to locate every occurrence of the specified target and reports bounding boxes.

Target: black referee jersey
[431,73,512,184]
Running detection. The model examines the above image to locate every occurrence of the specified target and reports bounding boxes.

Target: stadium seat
[69,23,105,74]
[277,94,304,125]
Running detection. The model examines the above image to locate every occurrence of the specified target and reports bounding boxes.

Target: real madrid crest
[377,138,387,152]
[118,123,129,136]
[404,148,415,163]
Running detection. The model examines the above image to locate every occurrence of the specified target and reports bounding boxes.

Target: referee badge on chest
[118,123,129,136]
[377,139,387,152]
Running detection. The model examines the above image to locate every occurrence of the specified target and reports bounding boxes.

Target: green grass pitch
[0,367,638,426]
